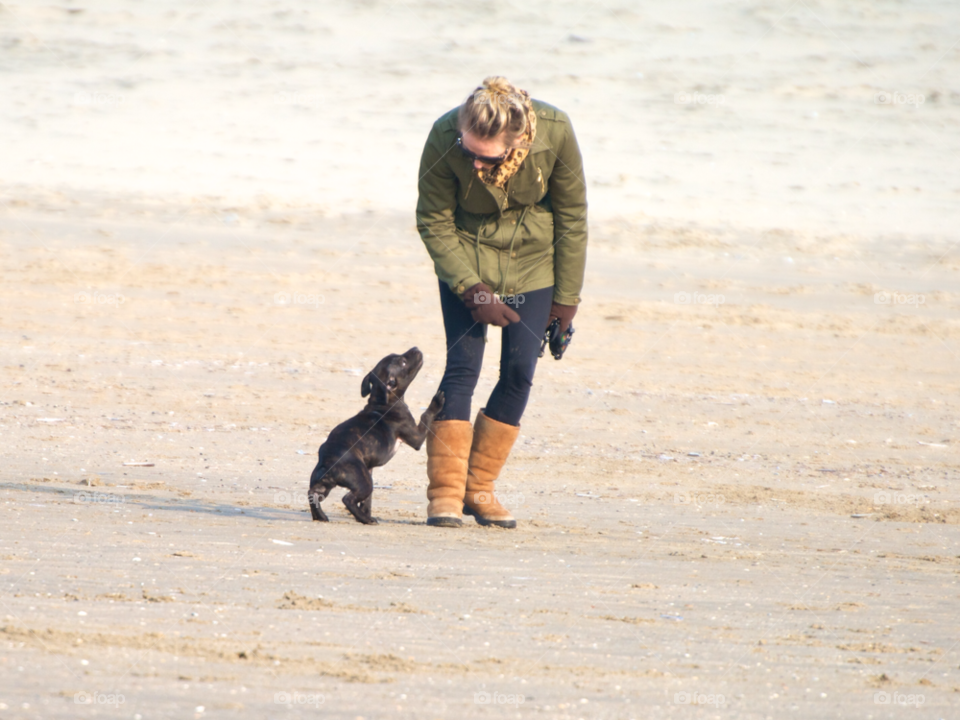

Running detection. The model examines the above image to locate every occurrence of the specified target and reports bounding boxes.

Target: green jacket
[416,99,587,306]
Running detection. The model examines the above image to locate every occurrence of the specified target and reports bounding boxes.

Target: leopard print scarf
[477,91,538,190]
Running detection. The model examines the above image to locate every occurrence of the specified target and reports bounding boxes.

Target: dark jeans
[436,280,554,427]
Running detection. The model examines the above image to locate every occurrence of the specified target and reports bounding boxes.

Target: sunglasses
[456,135,508,165]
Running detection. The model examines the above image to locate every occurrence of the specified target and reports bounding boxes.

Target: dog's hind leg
[309,485,331,521]
[308,462,334,521]
[341,462,377,525]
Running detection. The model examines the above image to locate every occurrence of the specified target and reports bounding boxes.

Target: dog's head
[360,347,424,406]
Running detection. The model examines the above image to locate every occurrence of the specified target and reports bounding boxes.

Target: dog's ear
[362,355,395,403]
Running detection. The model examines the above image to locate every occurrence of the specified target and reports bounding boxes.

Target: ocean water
[2,0,958,236]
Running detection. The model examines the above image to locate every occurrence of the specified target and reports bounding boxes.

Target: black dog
[308,347,444,524]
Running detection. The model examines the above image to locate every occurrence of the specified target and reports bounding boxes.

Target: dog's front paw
[428,390,445,414]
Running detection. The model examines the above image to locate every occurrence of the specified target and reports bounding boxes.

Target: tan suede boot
[426,420,473,527]
[463,411,519,529]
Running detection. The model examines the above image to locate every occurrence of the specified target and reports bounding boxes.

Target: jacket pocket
[521,205,555,251]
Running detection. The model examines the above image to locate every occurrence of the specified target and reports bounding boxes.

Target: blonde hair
[458,76,530,144]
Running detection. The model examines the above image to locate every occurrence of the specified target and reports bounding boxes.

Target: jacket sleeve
[416,125,482,296]
[548,119,588,306]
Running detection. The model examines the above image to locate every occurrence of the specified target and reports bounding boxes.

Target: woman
[416,76,587,529]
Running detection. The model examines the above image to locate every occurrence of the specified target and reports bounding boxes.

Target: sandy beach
[2,1,959,719]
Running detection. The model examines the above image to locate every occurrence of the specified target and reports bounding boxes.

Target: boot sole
[426,516,463,528]
[463,506,516,529]
[475,516,517,529]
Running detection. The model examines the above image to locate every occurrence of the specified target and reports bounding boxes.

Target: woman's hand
[462,283,520,327]
[548,302,577,334]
